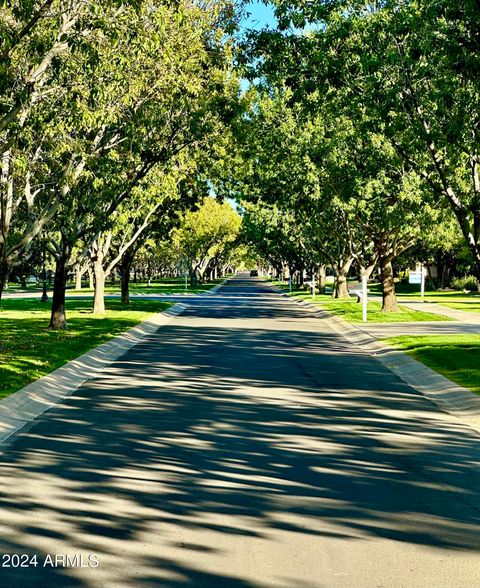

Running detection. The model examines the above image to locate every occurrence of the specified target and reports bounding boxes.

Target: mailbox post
[362,275,367,322]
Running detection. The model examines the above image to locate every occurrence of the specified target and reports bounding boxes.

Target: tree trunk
[75,264,87,290]
[334,258,353,298]
[335,272,350,298]
[359,262,377,283]
[438,255,448,289]
[380,258,399,312]
[426,265,437,291]
[0,263,8,302]
[318,265,326,294]
[88,268,94,289]
[49,244,71,330]
[0,268,7,302]
[121,271,130,304]
[119,251,134,305]
[93,256,106,314]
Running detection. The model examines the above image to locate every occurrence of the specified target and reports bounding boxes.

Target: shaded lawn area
[3,283,40,292]
[0,298,171,399]
[387,335,480,396]
[273,286,452,323]
[369,282,480,312]
[71,277,227,296]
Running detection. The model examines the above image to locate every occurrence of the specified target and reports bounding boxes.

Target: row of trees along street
[0,0,245,328]
[3,0,480,326]
[217,0,480,312]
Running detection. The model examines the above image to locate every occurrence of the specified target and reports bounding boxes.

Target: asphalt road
[1,275,480,587]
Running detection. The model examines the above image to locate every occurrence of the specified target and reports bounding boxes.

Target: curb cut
[269,284,480,433]
[0,302,187,448]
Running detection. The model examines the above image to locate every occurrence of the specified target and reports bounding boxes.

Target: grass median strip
[386,335,480,396]
[274,286,451,323]
[0,298,172,399]
[320,299,451,323]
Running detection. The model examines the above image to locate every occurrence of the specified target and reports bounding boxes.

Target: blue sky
[237,2,277,93]
[240,2,321,34]
[241,1,277,31]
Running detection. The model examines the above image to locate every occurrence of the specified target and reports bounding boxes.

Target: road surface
[0,276,479,587]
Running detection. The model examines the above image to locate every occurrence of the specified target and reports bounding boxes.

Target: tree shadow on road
[0,293,480,586]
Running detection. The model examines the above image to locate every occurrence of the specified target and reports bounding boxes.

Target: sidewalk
[359,321,480,338]
[359,295,480,338]
[376,296,480,323]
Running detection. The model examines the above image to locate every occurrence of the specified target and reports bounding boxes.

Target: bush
[451,275,479,291]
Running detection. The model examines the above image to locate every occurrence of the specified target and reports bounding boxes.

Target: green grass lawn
[320,299,451,323]
[386,335,480,395]
[0,297,171,399]
[70,277,227,296]
[271,283,451,323]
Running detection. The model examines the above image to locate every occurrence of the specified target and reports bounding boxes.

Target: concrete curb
[269,284,480,433]
[200,278,228,295]
[0,302,187,447]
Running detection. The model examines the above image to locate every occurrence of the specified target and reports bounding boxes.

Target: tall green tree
[173,197,241,285]
[0,0,141,298]
[248,0,480,287]
[0,0,241,331]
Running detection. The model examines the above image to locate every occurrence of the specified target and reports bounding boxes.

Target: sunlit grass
[386,335,480,395]
[0,298,171,398]
[321,299,451,323]
[272,283,451,323]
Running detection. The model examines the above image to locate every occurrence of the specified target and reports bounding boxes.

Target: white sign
[409,271,422,285]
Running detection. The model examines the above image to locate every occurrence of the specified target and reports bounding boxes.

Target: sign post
[362,275,367,322]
